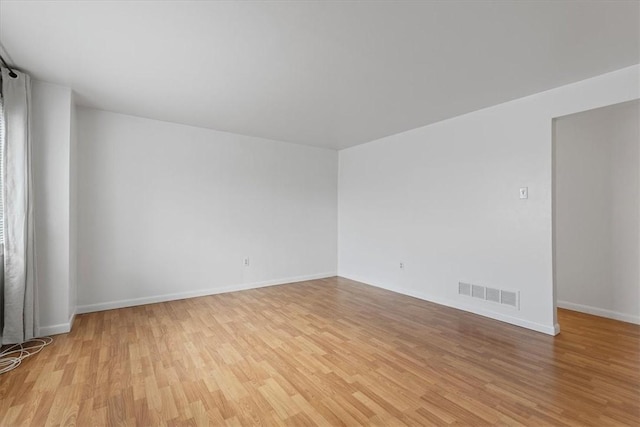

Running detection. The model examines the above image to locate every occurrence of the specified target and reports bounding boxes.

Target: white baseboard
[557,300,640,325]
[38,310,76,336]
[340,274,559,336]
[76,272,337,314]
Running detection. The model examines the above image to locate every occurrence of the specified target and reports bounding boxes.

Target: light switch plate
[519,187,528,199]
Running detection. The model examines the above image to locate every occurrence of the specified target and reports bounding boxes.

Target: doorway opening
[553,100,640,329]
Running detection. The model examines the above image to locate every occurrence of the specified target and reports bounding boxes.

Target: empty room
[0,1,638,426]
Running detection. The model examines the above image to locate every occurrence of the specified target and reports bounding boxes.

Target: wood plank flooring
[0,276,638,426]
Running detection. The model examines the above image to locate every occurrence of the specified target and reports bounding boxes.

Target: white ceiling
[1,1,638,150]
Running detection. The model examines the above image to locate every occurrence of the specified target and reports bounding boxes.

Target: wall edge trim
[557,300,640,325]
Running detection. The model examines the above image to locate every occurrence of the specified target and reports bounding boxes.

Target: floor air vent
[458,282,519,310]
[471,284,485,299]
[458,282,471,296]
[500,290,518,308]
[486,287,500,303]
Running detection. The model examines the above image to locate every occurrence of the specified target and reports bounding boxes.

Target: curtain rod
[0,53,18,78]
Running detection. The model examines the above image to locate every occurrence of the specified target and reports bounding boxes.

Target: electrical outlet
[243,258,250,267]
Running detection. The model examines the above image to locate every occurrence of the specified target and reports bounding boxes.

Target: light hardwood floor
[0,276,638,426]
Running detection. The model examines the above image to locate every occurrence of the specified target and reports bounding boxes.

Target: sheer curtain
[0,68,38,344]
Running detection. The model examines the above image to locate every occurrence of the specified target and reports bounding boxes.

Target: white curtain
[0,68,38,344]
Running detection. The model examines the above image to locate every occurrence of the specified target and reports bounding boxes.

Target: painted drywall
[555,100,639,324]
[31,80,75,335]
[76,108,337,312]
[338,65,639,335]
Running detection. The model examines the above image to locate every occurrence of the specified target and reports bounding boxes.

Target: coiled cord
[0,337,53,374]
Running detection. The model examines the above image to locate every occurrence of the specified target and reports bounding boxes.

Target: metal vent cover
[501,290,518,308]
[458,282,519,310]
[486,287,500,303]
[471,284,485,299]
[458,282,471,296]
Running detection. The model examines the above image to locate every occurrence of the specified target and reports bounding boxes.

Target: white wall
[555,100,639,324]
[28,65,638,336]
[76,108,337,312]
[31,80,75,334]
[338,65,639,335]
